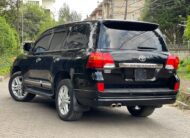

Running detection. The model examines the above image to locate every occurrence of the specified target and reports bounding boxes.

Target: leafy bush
[0,16,20,54]
[184,16,190,40]
[0,53,15,75]
[186,65,190,72]
[0,16,20,75]
[178,58,190,80]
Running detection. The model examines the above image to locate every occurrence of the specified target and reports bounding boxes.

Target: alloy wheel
[11,76,27,99]
[58,85,71,116]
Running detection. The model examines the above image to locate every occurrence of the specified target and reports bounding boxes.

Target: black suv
[9,20,180,121]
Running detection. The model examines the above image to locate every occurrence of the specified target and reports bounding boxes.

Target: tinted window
[49,31,67,51]
[65,24,90,49]
[98,26,167,52]
[34,34,52,53]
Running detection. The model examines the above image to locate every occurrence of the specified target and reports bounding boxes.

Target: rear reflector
[165,55,179,70]
[86,52,115,69]
[97,82,104,92]
[174,82,180,91]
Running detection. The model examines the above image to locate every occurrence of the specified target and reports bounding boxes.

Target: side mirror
[23,42,33,52]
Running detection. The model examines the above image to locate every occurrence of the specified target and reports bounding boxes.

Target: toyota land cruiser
[9,20,180,121]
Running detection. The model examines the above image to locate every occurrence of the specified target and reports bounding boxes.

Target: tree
[141,0,190,45]
[0,0,7,13]
[0,16,19,55]
[58,3,82,24]
[70,11,82,22]
[37,16,56,37]
[21,4,56,41]
[0,0,20,30]
[184,16,190,40]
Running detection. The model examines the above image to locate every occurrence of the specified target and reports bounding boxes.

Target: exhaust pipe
[111,103,122,107]
[111,103,116,108]
[117,103,122,107]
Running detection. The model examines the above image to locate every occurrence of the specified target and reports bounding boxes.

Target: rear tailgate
[97,20,177,92]
[102,50,172,90]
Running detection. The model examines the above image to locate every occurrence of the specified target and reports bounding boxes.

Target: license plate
[134,69,147,81]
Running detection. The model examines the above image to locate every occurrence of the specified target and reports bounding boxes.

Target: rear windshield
[98,25,168,52]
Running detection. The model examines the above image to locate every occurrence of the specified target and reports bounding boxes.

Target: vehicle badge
[138,55,146,62]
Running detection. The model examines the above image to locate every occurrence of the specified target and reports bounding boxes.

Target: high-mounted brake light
[86,52,115,69]
[165,55,179,70]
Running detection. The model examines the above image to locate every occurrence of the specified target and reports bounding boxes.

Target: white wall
[42,0,55,11]
[23,0,42,6]
[23,0,55,12]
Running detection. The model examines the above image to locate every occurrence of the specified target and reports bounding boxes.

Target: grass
[177,92,190,107]
[0,54,16,76]
[178,70,190,80]
[177,58,190,106]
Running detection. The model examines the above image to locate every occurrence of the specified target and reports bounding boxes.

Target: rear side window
[34,34,52,53]
[65,24,91,49]
[49,31,67,51]
[98,24,167,52]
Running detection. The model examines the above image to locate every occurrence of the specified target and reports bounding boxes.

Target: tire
[9,72,36,102]
[127,106,155,117]
[55,79,83,121]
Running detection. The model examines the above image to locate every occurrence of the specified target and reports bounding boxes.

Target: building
[89,3,103,20]
[127,0,145,20]
[22,0,42,5]
[89,0,145,21]
[22,0,55,13]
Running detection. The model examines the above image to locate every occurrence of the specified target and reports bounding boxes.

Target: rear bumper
[75,88,177,107]
[97,96,176,106]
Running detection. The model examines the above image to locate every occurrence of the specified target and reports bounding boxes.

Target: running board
[25,87,54,97]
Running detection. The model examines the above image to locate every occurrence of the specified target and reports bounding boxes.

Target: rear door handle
[53,57,60,63]
[36,58,42,63]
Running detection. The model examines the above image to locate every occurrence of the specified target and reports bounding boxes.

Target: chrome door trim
[42,82,52,89]
[24,79,41,87]
[24,79,52,90]
[36,57,42,63]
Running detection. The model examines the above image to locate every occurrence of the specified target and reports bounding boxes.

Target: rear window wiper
[137,46,157,50]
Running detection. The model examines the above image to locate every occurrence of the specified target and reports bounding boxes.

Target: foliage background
[21,4,56,41]
[178,57,190,80]
[0,1,81,76]
[58,3,82,24]
[0,16,20,75]
[184,16,190,40]
[141,0,190,44]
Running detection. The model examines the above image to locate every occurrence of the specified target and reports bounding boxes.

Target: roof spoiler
[102,20,159,31]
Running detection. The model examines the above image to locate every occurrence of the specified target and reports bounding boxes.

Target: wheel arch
[53,71,71,97]
[11,66,22,75]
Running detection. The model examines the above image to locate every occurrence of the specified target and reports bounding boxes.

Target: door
[65,23,94,90]
[24,32,53,91]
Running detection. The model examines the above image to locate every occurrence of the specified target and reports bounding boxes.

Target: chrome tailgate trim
[119,63,163,69]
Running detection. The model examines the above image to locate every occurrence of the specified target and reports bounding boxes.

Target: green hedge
[0,16,20,76]
[0,53,15,75]
[178,58,190,80]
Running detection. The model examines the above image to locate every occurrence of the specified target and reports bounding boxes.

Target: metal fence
[168,41,190,48]
[169,48,190,59]
[168,42,190,59]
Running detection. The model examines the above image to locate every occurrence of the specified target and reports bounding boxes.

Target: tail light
[174,82,180,91]
[165,55,179,70]
[97,82,104,92]
[86,52,113,93]
[86,52,115,69]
